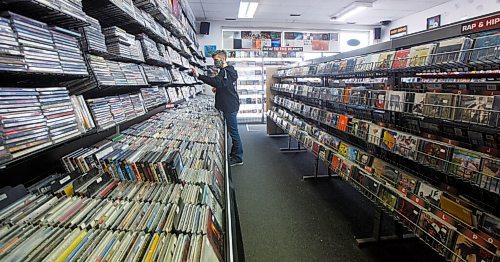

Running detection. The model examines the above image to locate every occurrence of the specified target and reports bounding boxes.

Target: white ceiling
[187,0,452,26]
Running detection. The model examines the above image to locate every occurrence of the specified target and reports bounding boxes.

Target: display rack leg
[280,136,307,153]
[356,208,415,247]
[303,155,333,180]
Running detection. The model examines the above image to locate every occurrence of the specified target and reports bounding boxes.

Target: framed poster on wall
[427,15,441,29]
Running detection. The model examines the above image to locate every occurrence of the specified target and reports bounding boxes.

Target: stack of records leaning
[109,95,127,124]
[80,15,107,53]
[50,26,88,75]
[130,93,147,116]
[0,88,52,161]
[119,94,137,120]
[6,12,63,74]
[119,62,148,85]
[0,17,26,72]
[38,87,81,144]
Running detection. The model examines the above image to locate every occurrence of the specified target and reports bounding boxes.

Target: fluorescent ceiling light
[330,1,373,22]
[238,1,259,18]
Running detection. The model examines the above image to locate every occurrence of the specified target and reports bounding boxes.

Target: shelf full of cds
[228,50,302,123]
[268,14,499,262]
[0,96,239,262]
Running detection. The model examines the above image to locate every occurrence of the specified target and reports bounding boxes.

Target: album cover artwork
[340,161,353,179]
[381,129,398,152]
[412,93,426,115]
[392,48,411,69]
[385,91,406,112]
[370,90,386,110]
[433,37,473,64]
[416,182,442,207]
[479,157,500,194]
[417,211,456,255]
[329,136,341,151]
[368,123,383,145]
[331,155,342,173]
[408,44,436,67]
[356,121,370,140]
[439,194,476,227]
[347,146,358,162]
[479,212,500,239]
[398,172,419,193]
[469,33,499,62]
[490,96,500,127]
[382,165,400,185]
[337,114,349,132]
[396,197,422,230]
[378,187,398,210]
[371,158,386,179]
[377,51,396,70]
[394,132,419,160]
[455,95,494,125]
[418,140,450,171]
[357,152,374,169]
[338,142,349,158]
[449,148,481,182]
[423,93,455,119]
[451,227,496,262]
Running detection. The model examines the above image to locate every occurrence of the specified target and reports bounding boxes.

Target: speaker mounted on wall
[200,22,210,35]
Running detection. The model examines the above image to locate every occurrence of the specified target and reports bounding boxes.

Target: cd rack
[0,0,90,29]
[268,21,499,262]
[268,109,498,261]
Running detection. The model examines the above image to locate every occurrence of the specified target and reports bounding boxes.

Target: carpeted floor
[230,124,444,262]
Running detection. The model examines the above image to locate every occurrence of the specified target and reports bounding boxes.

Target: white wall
[382,0,500,41]
[196,20,375,55]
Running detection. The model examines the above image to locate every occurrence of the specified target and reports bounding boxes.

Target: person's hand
[212,87,216,93]
[191,68,198,77]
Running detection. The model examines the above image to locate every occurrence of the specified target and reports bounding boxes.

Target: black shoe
[229,158,243,167]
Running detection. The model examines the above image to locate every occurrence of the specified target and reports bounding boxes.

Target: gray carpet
[230,124,444,262]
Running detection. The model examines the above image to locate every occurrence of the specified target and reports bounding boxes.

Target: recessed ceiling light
[238,1,259,19]
[290,14,301,17]
[225,18,237,20]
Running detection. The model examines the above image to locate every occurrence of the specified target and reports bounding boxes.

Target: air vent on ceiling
[225,18,236,21]
[290,14,301,17]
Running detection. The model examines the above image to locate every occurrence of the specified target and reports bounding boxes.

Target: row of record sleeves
[272,83,500,128]
[0,85,204,165]
[271,94,500,194]
[0,96,227,261]
[275,33,499,77]
[267,108,499,262]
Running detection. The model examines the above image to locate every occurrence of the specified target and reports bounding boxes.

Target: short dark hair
[212,50,227,60]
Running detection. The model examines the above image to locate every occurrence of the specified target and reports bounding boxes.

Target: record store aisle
[231,124,443,262]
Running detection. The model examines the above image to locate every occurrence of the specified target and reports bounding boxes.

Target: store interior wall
[381,0,499,41]
[196,20,375,63]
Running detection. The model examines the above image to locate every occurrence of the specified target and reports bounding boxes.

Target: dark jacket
[199,65,240,113]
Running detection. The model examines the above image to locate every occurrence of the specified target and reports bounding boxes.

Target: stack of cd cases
[80,15,107,53]
[0,88,51,161]
[50,26,88,75]
[102,26,144,62]
[38,87,81,144]
[137,33,169,65]
[5,12,63,74]
[0,96,227,261]
[86,93,148,130]
[141,87,169,109]
[0,17,26,72]
[141,64,172,83]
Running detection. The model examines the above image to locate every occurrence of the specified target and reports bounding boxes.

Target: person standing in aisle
[191,50,244,166]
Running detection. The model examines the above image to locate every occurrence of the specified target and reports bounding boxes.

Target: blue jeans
[224,111,243,162]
